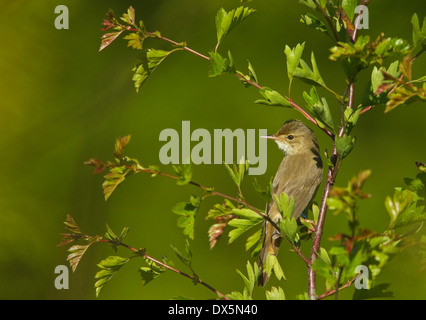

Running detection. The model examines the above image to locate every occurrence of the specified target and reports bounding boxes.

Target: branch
[136,167,282,234]
[317,272,361,300]
[288,99,335,139]
[147,31,337,138]
[313,0,339,42]
[98,238,230,300]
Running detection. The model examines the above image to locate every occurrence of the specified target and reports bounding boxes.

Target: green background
[1,0,425,299]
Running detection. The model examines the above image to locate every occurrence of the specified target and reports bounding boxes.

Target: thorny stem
[97,239,230,300]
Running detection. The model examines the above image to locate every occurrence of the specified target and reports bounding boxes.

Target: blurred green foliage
[0,0,425,299]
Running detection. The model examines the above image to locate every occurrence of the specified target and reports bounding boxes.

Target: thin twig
[98,238,230,300]
[317,272,362,300]
[136,168,282,233]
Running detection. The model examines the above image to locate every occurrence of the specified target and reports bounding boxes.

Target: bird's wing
[271,153,323,218]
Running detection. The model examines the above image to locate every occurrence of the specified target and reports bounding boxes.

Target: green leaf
[232,208,263,221]
[226,291,245,300]
[208,51,235,77]
[294,52,326,87]
[236,261,260,297]
[386,188,426,229]
[265,286,286,300]
[139,258,166,286]
[95,256,129,297]
[353,283,394,300]
[172,195,200,240]
[279,217,298,244]
[273,192,295,219]
[206,199,236,219]
[132,48,182,92]
[123,32,143,50]
[113,135,131,160]
[102,166,128,201]
[284,43,305,82]
[253,177,273,203]
[215,6,256,49]
[170,240,192,269]
[342,0,358,22]
[411,13,426,47]
[264,253,286,281]
[335,134,356,159]
[120,6,136,25]
[317,247,331,265]
[67,244,92,272]
[172,163,192,185]
[224,157,249,188]
[255,87,292,107]
[100,30,125,52]
[300,13,328,35]
[245,229,262,255]
[303,87,335,130]
[311,259,336,289]
[299,0,316,10]
[312,203,319,225]
[228,218,261,244]
[344,106,361,134]
[371,67,384,93]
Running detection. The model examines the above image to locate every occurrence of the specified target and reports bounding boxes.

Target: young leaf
[335,134,356,159]
[113,135,131,160]
[255,87,291,107]
[279,217,298,244]
[215,6,256,50]
[284,43,305,82]
[294,52,326,87]
[411,13,426,47]
[253,177,273,203]
[95,256,129,297]
[120,6,136,26]
[100,31,125,52]
[132,48,183,92]
[303,87,335,130]
[139,258,166,285]
[172,195,201,240]
[245,229,262,255]
[273,192,295,219]
[224,157,249,188]
[67,244,92,272]
[172,163,192,186]
[170,240,193,269]
[264,253,286,281]
[123,32,143,50]
[228,218,261,244]
[236,261,260,297]
[208,51,234,77]
[342,0,358,22]
[265,286,286,300]
[300,13,328,35]
[102,166,128,201]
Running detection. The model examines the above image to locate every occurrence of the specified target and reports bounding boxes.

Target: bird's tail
[257,220,283,286]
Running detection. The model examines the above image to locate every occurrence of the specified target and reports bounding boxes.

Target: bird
[257,119,323,286]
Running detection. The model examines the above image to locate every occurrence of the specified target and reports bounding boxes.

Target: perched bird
[258,119,323,286]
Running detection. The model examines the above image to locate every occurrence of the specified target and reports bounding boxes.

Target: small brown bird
[258,119,323,286]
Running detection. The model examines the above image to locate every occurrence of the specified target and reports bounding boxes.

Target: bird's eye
[287,134,294,140]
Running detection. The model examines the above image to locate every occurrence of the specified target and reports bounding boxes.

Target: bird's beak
[260,135,278,140]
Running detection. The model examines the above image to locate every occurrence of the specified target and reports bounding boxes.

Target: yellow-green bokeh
[0,0,425,299]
